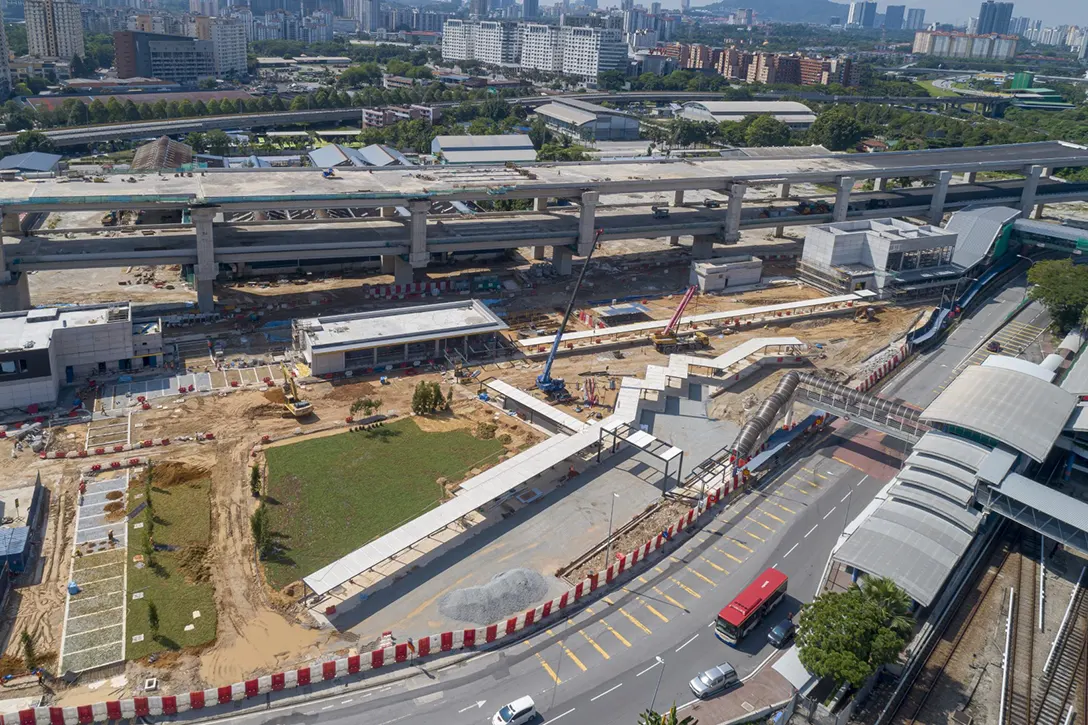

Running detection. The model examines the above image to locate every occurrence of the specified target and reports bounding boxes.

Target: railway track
[889,539,1012,725]
[1006,535,1038,725]
[1034,583,1087,725]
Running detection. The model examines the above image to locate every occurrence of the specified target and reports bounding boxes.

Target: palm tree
[860,576,914,637]
[637,705,698,725]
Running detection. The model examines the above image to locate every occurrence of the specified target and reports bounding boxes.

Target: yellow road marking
[782,481,810,495]
[651,585,686,610]
[599,619,632,647]
[758,508,786,524]
[536,653,561,683]
[745,530,766,543]
[804,479,820,489]
[815,472,829,480]
[618,608,653,635]
[644,604,670,622]
[768,500,796,515]
[801,467,814,473]
[671,578,702,598]
[832,456,866,473]
[546,631,588,672]
[690,569,717,586]
[746,516,774,532]
[717,547,744,563]
[700,556,726,573]
[578,630,610,660]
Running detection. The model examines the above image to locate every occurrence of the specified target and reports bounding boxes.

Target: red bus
[715,567,788,645]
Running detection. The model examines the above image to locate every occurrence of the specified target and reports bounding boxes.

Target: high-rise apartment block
[522,0,538,19]
[847,1,877,28]
[25,0,84,60]
[716,48,858,87]
[976,0,1013,35]
[354,0,379,32]
[0,12,11,100]
[912,29,1017,58]
[474,21,519,64]
[210,18,246,77]
[905,8,925,29]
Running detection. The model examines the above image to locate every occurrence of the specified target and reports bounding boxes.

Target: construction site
[0,148,1086,725]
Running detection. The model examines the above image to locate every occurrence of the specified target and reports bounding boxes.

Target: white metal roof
[299,299,507,354]
[535,102,597,127]
[980,355,1056,383]
[921,365,1076,462]
[441,148,538,164]
[995,473,1088,532]
[485,379,588,434]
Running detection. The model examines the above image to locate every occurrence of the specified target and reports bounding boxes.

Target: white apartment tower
[474,21,519,64]
[0,12,11,100]
[354,0,380,32]
[558,26,624,79]
[442,19,475,61]
[519,23,560,72]
[211,18,247,77]
[25,0,85,60]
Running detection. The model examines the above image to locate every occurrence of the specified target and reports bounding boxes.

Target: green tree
[250,463,261,498]
[11,130,54,154]
[860,576,914,638]
[20,630,36,670]
[637,705,697,725]
[88,98,108,124]
[411,380,445,414]
[743,115,791,147]
[1028,258,1088,332]
[807,108,863,151]
[205,129,233,156]
[198,77,218,90]
[251,503,272,558]
[147,601,160,640]
[141,527,154,566]
[796,586,906,688]
[186,131,208,153]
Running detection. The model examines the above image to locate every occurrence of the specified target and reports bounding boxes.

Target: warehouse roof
[432,134,537,164]
[297,299,507,354]
[0,151,62,173]
[535,103,597,126]
[920,365,1076,462]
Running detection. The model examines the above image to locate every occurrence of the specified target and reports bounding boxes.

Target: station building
[0,303,163,410]
[293,300,509,376]
[533,98,641,143]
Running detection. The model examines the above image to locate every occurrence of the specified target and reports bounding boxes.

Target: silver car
[689,662,739,699]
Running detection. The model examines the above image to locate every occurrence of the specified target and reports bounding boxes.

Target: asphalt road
[178,277,1037,725]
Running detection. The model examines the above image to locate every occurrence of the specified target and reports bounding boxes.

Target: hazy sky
[677,0,1085,28]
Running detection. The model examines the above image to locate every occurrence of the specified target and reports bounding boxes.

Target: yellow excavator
[651,285,709,353]
[280,364,314,418]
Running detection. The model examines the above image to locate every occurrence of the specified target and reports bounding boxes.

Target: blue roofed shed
[0,152,63,173]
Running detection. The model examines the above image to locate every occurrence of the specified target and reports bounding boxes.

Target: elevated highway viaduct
[0,141,1086,311]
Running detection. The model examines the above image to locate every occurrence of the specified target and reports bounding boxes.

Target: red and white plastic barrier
[366,280,450,299]
[40,433,215,460]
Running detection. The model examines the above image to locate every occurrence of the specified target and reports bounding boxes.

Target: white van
[492,695,537,725]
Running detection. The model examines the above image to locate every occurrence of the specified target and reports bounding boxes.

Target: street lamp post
[604,492,619,566]
[650,656,666,715]
[549,639,564,709]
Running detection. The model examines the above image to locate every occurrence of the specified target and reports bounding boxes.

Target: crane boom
[536,229,604,395]
[663,285,697,337]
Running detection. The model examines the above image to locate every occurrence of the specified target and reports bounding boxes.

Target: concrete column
[1034,203,1045,220]
[534,197,548,213]
[533,246,546,260]
[381,255,396,274]
[777,182,791,200]
[928,171,952,226]
[192,207,217,314]
[774,224,786,238]
[724,182,746,244]
[381,206,397,218]
[874,177,888,192]
[408,200,429,268]
[551,246,573,276]
[672,189,684,207]
[691,234,715,259]
[963,171,977,184]
[1,210,20,235]
[0,273,30,312]
[578,191,598,256]
[394,256,413,285]
[1020,164,1043,217]
[833,176,854,223]
[434,339,440,355]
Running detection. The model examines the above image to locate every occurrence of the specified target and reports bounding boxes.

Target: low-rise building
[533,97,640,142]
[0,475,46,576]
[0,303,162,410]
[690,255,763,293]
[293,300,509,375]
[0,152,63,174]
[431,134,536,164]
[799,218,958,298]
[679,101,817,130]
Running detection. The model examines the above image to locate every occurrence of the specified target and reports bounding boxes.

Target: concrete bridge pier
[874,177,888,192]
[669,189,685,246]
[777,182,791,200]
[577,191,598,256]
[381,255,397,274]
[394,256,414,285]
[408,199,430,270]
[724,182,747,243]
[1,210,20,235]
[691,234,717,259]
[0,221,28,311]
[928,170,952,226]
[963,171,978,184]
[192,207,218,314]
[534,197,548,213]
[381,206,397,218]
[533,247,547,260]
[833,176,854,223]
[1020,165,1043,217]
[551,246,573,275]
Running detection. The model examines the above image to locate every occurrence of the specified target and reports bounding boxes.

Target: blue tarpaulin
[0,527,30,574]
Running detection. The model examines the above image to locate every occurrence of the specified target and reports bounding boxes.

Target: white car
[493,695,537,725]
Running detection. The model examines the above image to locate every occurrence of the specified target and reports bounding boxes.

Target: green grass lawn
[919,80,960,98]
[126,475,217,661]
[262,418,506,589]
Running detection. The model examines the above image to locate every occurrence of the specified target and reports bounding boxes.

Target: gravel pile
[438,568,549,625]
